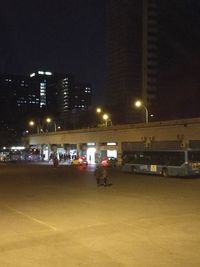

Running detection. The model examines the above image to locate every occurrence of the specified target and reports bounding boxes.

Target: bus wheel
[131,166,136,175]
[162,168,169,177]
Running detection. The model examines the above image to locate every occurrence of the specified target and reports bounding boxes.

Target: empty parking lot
[0,163,200,266]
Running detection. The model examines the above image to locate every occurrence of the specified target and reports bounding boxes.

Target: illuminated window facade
[71,82,92,112]
[58,75,74,120]
[40,81,46,107]
[0,71,92,132]
[0,73,40,130]
[29,70,53,109]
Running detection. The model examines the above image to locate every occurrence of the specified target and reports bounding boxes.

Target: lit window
[45,71,52,75]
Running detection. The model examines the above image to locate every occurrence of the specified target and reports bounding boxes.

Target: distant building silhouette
[105,0,158,124]
[0,73,40,131]
[105,0,200,123]
[0,71,92,133]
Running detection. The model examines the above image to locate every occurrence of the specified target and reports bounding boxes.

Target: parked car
[101,157,117,167]
[71,156,88,166]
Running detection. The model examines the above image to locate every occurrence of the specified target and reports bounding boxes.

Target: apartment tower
[106,0,157,124]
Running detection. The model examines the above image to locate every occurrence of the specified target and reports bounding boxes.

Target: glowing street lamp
[46,117,51,123]
[103,113,110,127]
[29,120,40,134]
[96,107,102,114]
[103,113,109,120]
[96,107,102,126]
[134,100,149,123]
[96,107,113,127]
[29,120,35,126]
[46,117,57,132]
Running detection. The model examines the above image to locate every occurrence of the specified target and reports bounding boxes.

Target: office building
[70,82,92,112]
[0,73,40,130]
[29,71,92,127]
[0,71,93,133]
[56,74,74,127]
[58,79,92,129]
[29,71,55,112]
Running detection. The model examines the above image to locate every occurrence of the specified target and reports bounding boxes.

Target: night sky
[1,0,106,103]
[1,0,200,108]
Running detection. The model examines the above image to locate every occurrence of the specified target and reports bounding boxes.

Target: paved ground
[0,162,200,266]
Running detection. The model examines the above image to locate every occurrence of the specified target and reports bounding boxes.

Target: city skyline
[1,0,106,103]
[0,71,92,139]
[1,0,200,118]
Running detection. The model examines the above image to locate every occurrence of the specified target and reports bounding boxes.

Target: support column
[117,142,122,166]
[41,144,51,161]
[76,143,81,157]
[95,143,101,164]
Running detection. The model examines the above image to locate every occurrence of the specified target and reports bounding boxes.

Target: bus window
[122,150,196,177]
[188,151,200,162]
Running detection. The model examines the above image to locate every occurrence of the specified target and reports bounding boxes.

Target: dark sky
[1,0,200,106]
[0,0,106,103]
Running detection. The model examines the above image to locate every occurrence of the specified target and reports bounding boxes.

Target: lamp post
[102,113,113,127]
[102,114,108,127]
[96,107,102,126]
[96,107,112,127]
[29,120,40,134]
[134,100,149,123]
[46,117,57,132]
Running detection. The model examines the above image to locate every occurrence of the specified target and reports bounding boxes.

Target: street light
[96,107,102,114]
[29,120,34,126]
[46,117,57,132]
[102,113,112,127]
[96,107,103,126]
[103,114,109,127]
[96,107,113,127]
[134,100,149,123]
[29,120,40,134]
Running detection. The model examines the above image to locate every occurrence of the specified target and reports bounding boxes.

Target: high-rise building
[0,73,40,130]
[58,79,92,129]
[29,72,92,125]
[105,0,158,124]
[0,70,93,133]
[156,1,200,120]
[57,74,74,126]
[71,82,92,112]
[0,71,92,131]
[29,71,54,112]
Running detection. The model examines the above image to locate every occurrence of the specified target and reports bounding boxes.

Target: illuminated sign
[107,142,117,146]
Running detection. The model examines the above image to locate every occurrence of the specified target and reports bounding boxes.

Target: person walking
[53,154,59,167]
[102,166,109,186]
[94,165,102,186]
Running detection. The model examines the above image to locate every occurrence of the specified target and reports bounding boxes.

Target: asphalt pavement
[0,162,200,266]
